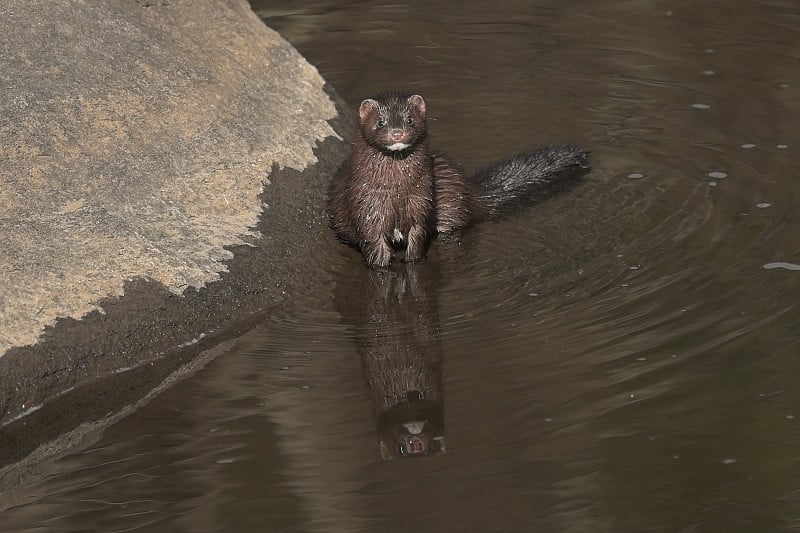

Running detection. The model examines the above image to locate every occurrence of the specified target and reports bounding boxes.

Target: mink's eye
[376,119,387,128]
[405,117,414,125]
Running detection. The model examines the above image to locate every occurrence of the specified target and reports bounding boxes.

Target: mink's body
[328,91,590,267]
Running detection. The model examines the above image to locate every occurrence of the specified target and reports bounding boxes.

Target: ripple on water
[763,262,800,271]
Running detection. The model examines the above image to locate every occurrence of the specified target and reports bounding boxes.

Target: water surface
[4,1,800,531]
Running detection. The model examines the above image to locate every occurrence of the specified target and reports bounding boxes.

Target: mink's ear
[359,98,379,123]
[408,94,426,119]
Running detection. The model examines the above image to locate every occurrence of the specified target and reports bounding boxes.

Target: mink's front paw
[364,240,392,268]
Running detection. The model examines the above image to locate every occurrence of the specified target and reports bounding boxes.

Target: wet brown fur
[328,91,590,267]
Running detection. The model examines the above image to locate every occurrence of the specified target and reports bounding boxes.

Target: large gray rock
[0,0,350,470]
[0,0,338,354]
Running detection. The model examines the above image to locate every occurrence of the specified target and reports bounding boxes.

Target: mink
[328,91,590,267]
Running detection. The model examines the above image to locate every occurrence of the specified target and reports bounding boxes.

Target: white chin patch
[392,228,404,243]
[387,142,410,151]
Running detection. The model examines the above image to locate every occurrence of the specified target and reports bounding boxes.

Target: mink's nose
[389,128,405,142]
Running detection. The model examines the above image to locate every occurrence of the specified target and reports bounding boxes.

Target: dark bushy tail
[473,145,590,219]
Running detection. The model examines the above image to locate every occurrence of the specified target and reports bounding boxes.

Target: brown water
[4,1,800,531]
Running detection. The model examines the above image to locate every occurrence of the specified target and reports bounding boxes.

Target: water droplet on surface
[776,144,788,149]
[702,69,715,75]
[756,202,771,209]
[708,171,727,179]
[627,172,644,179]
[691,103,711,110]
[723,458,737,465]
[741,143,756,149]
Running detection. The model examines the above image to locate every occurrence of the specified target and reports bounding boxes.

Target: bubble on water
[779,82,790,88]
[756,202,771,209]
[763,262,800,271]
[216,458,235,464]
[691,103,711,110]
[636,357,647,362]
[708,171,727,179]
[702,69,715,75]
[776,144,788,149]
[741,143,756,149]
[723,458,737,465]
[629,265,640,270]
[544,417,553,423]
[704,48,715,54]
[708,181,718,187]
[620,283,630,287]
[786,414,795,420]
[627,172,644,179]
[528,292,539,297]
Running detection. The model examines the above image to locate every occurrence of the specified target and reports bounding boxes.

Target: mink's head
[358,92,427,153]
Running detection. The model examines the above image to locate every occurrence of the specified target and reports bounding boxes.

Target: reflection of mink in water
[336,262,446,459]
[363,267,445,459]
[328,91,591,267]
